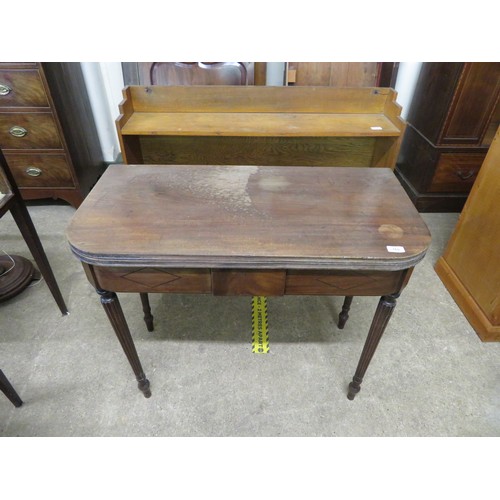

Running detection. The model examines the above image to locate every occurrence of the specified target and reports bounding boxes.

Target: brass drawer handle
[25,167,42,177]
[9,126,28,138]
[455,169,475,181]
[0,83,12,96]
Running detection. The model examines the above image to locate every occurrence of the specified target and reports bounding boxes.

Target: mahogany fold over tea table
[67,165,430,400]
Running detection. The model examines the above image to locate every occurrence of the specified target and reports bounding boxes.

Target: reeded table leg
[140,293,154,332]
[338,296,353,329]
[97,289,151,398]
[0,369,23,407]
[348,294,397,400]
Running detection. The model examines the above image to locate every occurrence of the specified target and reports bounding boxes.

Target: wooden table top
[67,165,431,271]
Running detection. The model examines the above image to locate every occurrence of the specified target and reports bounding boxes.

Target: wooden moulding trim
[383,89,405,128]
[435,257,500,342]
[115,87,136,163]
[115,87,135,129]
[0,62,38,69]
[69,244,428,272]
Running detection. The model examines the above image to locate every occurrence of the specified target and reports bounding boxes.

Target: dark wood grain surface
[67,165,430,270]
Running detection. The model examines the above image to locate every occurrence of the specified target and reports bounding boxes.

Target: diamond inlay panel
[92,266,212,293]
[285,270,402,296]
[315,271,377,291]
[122,268,181,288]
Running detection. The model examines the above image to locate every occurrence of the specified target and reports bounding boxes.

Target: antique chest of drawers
[0,62,104,207]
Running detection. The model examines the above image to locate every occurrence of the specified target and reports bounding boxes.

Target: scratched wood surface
[67,165,430,271]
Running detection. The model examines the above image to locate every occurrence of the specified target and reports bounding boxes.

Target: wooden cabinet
[395,62,500,212]
[435,127,500,341]
[0,62,105,207]
[116,86,405,168]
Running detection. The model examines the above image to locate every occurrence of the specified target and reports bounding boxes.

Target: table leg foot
[347,376,362,400]
[347,294,397,400]
[138,375,151,398]
[338,296,353,329]
[97,289,152,398]
[139,293,154,332]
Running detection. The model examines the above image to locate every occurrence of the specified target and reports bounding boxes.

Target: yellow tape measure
[252,296,269,353]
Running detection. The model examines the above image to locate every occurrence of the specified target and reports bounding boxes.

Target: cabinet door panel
[287,62,380,87]
[439,63,500,146]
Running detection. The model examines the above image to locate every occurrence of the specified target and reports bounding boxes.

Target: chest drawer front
[3,153,74,187]
[0,69,49,108]
[0,112,62,149]
[429,153,485,192]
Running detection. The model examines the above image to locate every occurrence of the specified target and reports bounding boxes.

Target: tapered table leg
[338,296,353,329]
[97,289,151,398]
[9,200,68,315]
[0,369,23,407]
[140,293,154,332]
[347,294,397,400]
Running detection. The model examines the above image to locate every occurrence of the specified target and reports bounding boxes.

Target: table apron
[86,265,410,297]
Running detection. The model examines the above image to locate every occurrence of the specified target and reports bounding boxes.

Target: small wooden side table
[67,165,430,400]
[0,148,67,313]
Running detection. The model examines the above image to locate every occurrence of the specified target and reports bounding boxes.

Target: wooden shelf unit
[116,86,405,168]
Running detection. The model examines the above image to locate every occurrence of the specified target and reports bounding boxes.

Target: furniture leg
[139,293,154,332]
[97,289,151,398]
[347,294,398,400]
[9,200,68,315]
[338,296,353,329]
[0,369,23,407]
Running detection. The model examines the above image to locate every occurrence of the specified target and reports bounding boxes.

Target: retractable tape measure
[251,296,269,353]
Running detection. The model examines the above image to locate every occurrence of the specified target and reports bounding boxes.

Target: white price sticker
[386,246,406,253]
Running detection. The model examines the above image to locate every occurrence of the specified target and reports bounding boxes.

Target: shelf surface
[121,112,401,137]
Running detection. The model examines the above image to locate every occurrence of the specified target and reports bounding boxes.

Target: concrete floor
[0,204,498,436]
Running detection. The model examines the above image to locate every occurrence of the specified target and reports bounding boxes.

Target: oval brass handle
[455,169,475,181]
[0,83,12,96]
[9,126,28,138]
[25,167,42,177]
